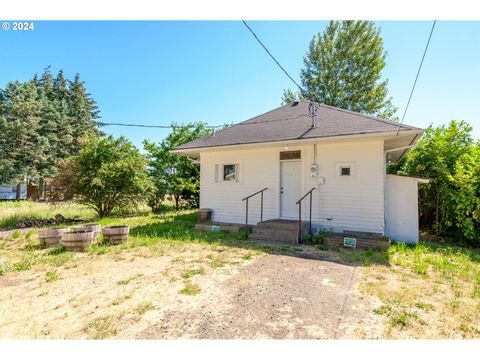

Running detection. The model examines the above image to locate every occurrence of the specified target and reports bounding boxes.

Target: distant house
[0,183,27,200]
[175,100,427,244]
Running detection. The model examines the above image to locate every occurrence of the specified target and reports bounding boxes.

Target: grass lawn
[343,242,480,338]
[0,202,478,338]
[0,208,298,339]
[0,201,95,229]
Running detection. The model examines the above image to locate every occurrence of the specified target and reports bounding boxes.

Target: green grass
[180,282,201,296]
[45,269,60,282]
[0,208,288,276]
[181,267,205,279]
[0,201,95,229]
[359,240,480,338]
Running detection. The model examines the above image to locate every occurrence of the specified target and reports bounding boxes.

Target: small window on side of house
[223,164,237,182]
[340,167,351,176]
[336,162,355,177]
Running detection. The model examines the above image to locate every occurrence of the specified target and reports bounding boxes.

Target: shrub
[51,136,153,218]
[391,121,479,245]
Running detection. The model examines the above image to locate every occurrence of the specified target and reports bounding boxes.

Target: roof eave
[173,128,424,155]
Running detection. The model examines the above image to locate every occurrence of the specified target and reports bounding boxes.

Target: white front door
[280,160,301,218]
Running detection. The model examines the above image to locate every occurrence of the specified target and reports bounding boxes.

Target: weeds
[135,302,156,315]
[180,282,201,296]
[112,293,132,306]
[116,273,143,285]
[361,240,480,338]
[87,315,117,339]
[181,267,205,279]
[45,270,60,283]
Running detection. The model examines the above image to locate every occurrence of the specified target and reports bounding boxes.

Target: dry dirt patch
[0,243,257,339]
[139,252,384,339]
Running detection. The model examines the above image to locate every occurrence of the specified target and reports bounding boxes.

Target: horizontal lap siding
[200,138,385,234]
[200,148,278,225]
[305,139,385,234]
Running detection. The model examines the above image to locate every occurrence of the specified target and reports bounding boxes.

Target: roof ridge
[299,99,419,130]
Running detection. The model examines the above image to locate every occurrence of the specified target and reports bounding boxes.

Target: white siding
[199,138,385,233]
[200,147,280,225]
[385,175,421,244]
[303,138,385,234]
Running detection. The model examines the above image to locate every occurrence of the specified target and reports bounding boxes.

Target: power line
[242,20,304,93]
[397,20,436,136]
[98,121,226,129]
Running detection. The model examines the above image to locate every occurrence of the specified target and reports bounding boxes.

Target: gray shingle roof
[176,100,422,150]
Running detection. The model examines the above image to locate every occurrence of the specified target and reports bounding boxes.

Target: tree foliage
[0,68,100,187]
[51,136,152,218]
[143,123,211,211]
[283,21,397,120]
[392,120,479,244]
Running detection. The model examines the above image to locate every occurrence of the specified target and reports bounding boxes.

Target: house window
[336,162,355,177]
[216,163,239,182]
[340,167,351,176]
[223,164,237,182]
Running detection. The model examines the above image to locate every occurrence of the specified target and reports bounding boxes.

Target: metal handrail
[242,187,268,238]
[295,187,316,244]
[242,187,268,201]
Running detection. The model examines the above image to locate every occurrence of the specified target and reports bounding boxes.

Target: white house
[175,100,427,244]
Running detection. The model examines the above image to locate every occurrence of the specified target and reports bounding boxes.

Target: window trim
[336,161,356,177]
[215,163,241,183]
[223,164,237,182]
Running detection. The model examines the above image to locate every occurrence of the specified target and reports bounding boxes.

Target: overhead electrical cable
[242,20,305,94]
[97,122,226,129]
[396,20,436,135]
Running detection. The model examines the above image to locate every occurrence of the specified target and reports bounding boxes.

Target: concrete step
[248,233,295,245]
[256,219,309,232]
[253,228,299,238]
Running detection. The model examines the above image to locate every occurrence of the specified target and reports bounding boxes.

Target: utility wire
[397,20,436,135]
[242,20,304,93]
[98,122,226,129]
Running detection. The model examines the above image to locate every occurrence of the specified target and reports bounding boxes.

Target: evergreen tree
[284,21,397,120]
[0,68,101,189]
[0,81,46,185]
[68,73,101,154]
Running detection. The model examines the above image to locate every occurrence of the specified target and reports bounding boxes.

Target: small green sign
[211,225,220,232]
[344,237,357,248]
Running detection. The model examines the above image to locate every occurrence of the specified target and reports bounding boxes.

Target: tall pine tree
[0,68,101,195]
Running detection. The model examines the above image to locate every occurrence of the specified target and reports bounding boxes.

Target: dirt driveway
[140,252,383,339]
[0,242,383,339]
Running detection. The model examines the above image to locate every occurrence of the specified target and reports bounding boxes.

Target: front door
[280,160,301,218]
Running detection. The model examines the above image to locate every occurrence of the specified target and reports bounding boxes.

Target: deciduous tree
[143,123,211,211]
[52,136,152,218]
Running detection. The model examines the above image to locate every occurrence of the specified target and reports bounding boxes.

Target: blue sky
[1,21,479,149]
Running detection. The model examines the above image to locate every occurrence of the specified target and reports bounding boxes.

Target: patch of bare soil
[139,252,384,339]
[0,244,254,339]
[1,241,383,339]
